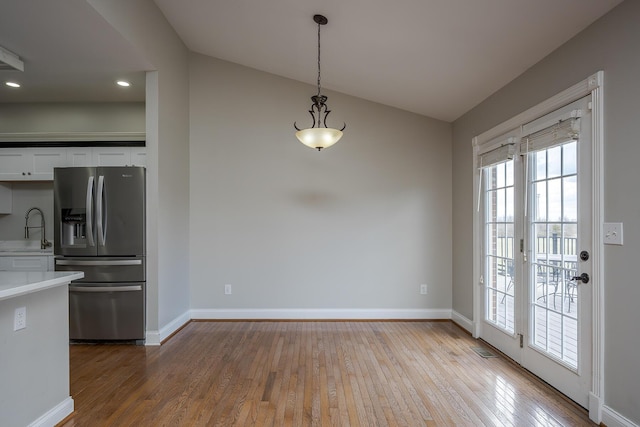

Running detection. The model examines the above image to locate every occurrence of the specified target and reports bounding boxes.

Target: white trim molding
[0,131,145,143]
[190,308,452,321]
[471,71,605,423]
[0,45,24,71]
[602,405,640,427]
[589,72,606,425]
[28,396,74,427]
[149,309,453,345]
[144,330,161,346]
[451,310,473,333]
[145,310,191,346]
[473,72,602,147]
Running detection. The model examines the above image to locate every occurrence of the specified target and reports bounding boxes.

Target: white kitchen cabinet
[130,147,147,167]
[0,150,26,180]
[0,148,67,180]
[73,147,146,167]
[91,147,147,167]
[66,148,93,166]
[31,149,67,179]
[0,183,11,213]
[0,255,53,272]
[0,147,146,181]
[92,147,131,166]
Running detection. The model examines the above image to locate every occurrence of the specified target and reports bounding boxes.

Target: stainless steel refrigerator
[54,166,145,342]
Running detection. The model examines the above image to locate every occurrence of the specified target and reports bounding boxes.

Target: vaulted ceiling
[0,0,623,121]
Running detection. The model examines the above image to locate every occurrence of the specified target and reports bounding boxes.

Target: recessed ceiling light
[5,81,20,88]
[116,80,131,87]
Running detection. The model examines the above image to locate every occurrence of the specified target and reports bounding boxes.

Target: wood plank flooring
[59,321,595,426]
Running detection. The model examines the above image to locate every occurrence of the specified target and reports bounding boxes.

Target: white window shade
[520,116,580,154]
[477,143,516,169]
[475,138,516,211]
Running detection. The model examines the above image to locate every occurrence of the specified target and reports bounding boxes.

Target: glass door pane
[484,160,515,334]
[529,141,579,369]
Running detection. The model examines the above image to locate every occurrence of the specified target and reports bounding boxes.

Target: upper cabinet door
[30,148,67,180]
[67,148,93,167]
[0,148,65,180]
[92,147,131,167]
[130,147,147,167]
[0,150,31,180]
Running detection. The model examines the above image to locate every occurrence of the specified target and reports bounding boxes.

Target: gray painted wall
[189,54,452,312]
[0,182,53,241]
[0,285,69,426]
[452,1,640,422]
[0,102,144,133]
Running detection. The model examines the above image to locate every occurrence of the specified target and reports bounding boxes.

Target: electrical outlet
[420,284,428,295]
[224,284,232,295]
[14,307,26,331]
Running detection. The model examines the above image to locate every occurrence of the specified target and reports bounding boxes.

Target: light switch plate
[604,222,623,245]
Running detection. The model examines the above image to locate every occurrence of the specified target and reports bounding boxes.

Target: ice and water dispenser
[60,208,88,248]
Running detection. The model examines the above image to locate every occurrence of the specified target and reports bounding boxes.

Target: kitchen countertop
[0,271,83,301]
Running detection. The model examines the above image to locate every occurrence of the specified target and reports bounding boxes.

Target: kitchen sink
[0,240,53,253]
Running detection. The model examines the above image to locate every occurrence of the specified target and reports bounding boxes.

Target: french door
[480,95,592,407]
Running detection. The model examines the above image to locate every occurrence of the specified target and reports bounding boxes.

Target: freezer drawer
[69,282,145,340]
[56,256,145,282]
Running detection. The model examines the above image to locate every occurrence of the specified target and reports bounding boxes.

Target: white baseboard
[589,392,602,423]
[451,310,473,333]
[602,405,639,427]
[144,330,161,346]
[190,308,452,320]
[28,396,74,427]
[145,310,191,346]
[147,309,451,344]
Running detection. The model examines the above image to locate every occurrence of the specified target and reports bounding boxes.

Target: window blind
[476,139,516,211]
[477,143,516,170]
[520,117,580,154]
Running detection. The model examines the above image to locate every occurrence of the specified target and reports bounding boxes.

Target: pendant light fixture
[294,14,346,151]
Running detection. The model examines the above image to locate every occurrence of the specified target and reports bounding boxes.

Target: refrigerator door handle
[69,285,142,293]
[96,175,106,246]
[86,176,95,247]
[56,259,142,266]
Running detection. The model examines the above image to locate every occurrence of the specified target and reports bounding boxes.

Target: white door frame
[471,71,604,423]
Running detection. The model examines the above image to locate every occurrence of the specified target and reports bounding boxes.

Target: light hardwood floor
[60,321,595,426]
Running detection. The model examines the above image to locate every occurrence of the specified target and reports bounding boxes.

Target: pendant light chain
[317,20,322,97]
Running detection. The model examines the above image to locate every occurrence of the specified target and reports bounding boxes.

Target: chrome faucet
[25,207,51,250]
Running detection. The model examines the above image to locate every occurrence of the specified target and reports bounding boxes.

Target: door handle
[56,259,142,266]
[96,175,105,246]
[86,176,95,247]
[69,285,142,292]
[571,273,590,284]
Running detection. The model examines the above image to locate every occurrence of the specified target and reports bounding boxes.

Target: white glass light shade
[295,128,343,150]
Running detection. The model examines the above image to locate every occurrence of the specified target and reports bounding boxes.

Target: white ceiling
[1,0,623,121]
[0,0,149,104]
